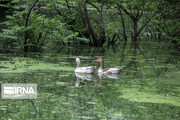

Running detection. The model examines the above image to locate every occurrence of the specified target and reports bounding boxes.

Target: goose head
[76,58,80,62]
[96,57,104,69]
[96,58,103,62]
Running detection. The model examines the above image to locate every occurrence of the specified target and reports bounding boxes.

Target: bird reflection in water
[95,73,121,87]
[75,73,121,87]
[75,73,96,87]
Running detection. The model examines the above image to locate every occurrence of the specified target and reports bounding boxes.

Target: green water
[0,42,179,120]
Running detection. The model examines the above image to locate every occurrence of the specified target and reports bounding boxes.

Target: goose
[75,58,96,73]
[96,58,121,74]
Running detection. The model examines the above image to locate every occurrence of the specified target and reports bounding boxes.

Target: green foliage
[45,1,86,33]
[0,0,78,52]
[0,0,179,51]
[159,0,180,46]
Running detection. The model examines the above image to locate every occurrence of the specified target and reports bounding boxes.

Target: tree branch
[25,0,39,27]
[137,2,145,20]
[117,3,135,20]
[117,4,127,41]
[136,0,146,19]
[99,0,105,44]
[137,0,162,35]
[87,1,100,13]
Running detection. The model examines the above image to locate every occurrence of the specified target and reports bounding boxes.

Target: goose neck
[100,60,104,69]
[77,60,80,68]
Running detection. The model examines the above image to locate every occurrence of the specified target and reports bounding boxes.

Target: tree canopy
[0,0,179,52]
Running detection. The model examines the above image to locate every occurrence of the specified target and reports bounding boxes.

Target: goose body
[96,58,121,74]
[75,58,96,73]
[75,66,96,73]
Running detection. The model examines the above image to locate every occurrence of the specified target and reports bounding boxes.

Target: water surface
[0,41,179,120]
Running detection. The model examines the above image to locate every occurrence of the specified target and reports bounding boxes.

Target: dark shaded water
[0,41,180,120]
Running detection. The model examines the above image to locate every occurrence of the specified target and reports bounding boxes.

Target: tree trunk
[133,19,138,41]
[117,5,127,41]
[83,0,99,46]
[98,0,106,46]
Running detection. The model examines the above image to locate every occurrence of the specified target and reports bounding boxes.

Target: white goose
[96,58,121,74]
[75,58,96,73]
